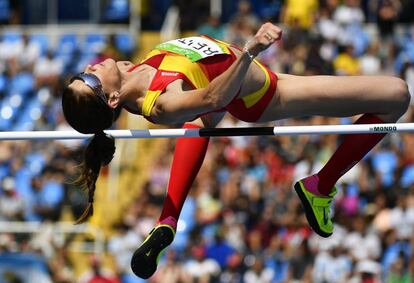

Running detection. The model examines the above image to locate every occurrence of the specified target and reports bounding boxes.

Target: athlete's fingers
[262,24,282,41]
[266,29,281,41]
[245,23,283,56]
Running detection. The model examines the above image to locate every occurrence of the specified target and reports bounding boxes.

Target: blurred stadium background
[0,0,414,282]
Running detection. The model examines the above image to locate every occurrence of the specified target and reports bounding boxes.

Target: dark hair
[62,86,116,224]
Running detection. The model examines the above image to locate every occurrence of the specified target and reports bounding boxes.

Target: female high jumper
[61,23,410,279]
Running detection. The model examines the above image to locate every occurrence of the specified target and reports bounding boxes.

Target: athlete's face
[68,59,134,109]
[83,58,122,94]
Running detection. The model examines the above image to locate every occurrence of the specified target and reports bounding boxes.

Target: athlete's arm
[152,23,282,124]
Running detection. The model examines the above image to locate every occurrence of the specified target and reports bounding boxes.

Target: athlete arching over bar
[61,23,410,279]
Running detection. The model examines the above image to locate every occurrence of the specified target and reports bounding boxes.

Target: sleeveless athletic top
[124,35,278,122]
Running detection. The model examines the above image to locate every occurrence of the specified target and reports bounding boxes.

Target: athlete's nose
[84,64,97,72]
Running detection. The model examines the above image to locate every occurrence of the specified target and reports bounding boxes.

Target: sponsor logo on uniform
[161,71,179,77]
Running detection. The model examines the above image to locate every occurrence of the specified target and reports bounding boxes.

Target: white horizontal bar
[0,128,200,140]
[271,123,411,135]
[0,123,412,141]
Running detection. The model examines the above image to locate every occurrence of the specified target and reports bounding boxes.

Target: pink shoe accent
[157,216,177,231]
[302,175,325,196]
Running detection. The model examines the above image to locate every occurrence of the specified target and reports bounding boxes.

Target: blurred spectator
[318,4,340,42]
[104,34,127,61]
[48,247,76,283]
[25,174,64,222]
[0,176,24,221]
[175,0,210,31]
[305,38,334,75]
[286,239,314,282]
[222,212,246,251]
[343,215,382,261]
[90,34,127,65]
[33,50,63,92]
[386,250,412,282]
[349,259,382,283]
[333,0,365,26]
[381,228,411,278]
[183,244,221,282]
[289,44,309,75]
[219,252,244,283]
[319,38,339,67]
[372,191,393,232]
[261,234,290,282]
[229,0,260,30]
[376,0,401,40]
[321,0,340,15]
[79,255,120,283]
[225,16,257,47]
[225,0,260,47]
[336,183,359,216]
[0,252,53,282]
[16,34,41,71]
[333,44,361,75]
[388,192,414,240]
[108,221,142,275]
[205,229,236,269]
[147,157,171,205]
[259,0,282,22]
[0,34,21,65]
[152,250,190,283]
[311,237,353,283]
[197,15,226,40]
[359,42,382,75]
[194,178,222,224]
[243,256,274,283]
[281,0,319,29]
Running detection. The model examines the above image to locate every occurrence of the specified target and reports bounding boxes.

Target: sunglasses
[70,72,108,106]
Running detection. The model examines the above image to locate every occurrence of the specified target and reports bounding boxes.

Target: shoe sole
[130,226,174,279]
[294,181,332,238]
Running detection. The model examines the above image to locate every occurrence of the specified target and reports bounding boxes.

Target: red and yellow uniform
[125,35,278,122]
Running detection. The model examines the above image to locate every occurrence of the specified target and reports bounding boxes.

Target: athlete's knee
[391,77,410,115]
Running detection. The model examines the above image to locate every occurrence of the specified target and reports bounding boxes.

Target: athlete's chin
[116,61,134,72]
[104,58,116,64]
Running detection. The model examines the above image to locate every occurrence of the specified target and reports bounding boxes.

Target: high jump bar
[0,123,413,141]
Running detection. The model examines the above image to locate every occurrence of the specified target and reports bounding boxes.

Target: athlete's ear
[107,91,120,109]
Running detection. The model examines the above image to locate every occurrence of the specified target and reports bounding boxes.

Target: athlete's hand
[244,23,282,58]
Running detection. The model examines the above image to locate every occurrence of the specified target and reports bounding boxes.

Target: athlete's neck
[119,64,157,113]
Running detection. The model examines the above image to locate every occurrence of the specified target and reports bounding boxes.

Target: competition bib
[155,37,229,62]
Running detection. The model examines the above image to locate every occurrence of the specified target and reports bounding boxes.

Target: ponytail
[74,132,115,224]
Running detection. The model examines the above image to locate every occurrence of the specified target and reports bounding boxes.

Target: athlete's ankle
[301,175,323,196]
[314,173,336,196]
[157,216,177,231]
[302,174,335,197]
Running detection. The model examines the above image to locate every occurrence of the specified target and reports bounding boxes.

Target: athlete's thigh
[259,74,405,121]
